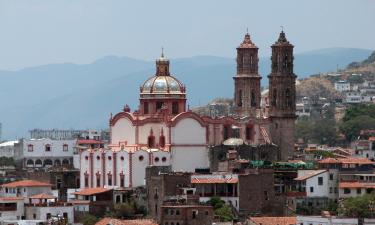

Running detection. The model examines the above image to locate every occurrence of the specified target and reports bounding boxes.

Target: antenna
[246,27,249,34]
[161,47,164,57]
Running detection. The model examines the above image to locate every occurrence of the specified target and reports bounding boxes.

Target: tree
[338,194,375,218]
[208,197,234,222]
[81,213,98,225]
[114,202,136,219]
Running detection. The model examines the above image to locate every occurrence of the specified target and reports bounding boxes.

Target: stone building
[78,31,297,190]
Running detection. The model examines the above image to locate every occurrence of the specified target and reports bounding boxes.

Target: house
[0,197,24,220]
[247,216,296,225]
[334,80,350,92]
[95,218,158,225]
[0,180,53,202]
[73,187,113,217]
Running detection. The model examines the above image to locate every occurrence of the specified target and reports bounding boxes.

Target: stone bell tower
[268,30,297,160]
[233,32,261,117]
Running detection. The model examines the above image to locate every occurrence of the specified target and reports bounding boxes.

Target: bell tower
[233,32,261,117]
[268,30,297,160]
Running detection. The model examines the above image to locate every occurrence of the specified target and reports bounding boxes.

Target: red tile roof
[339,181,375,189]
[295,170,327,181]
[248,216,297,225]
[95,218,158,225]
[73,187,111,196]
[29,193,56,199]
[318,157,373,164]
[1,180,52,188]
[77,139,104,145]
[69,200,90,205]
[369,137,375,141]
[0,197,24,201]
[191,177,238,184]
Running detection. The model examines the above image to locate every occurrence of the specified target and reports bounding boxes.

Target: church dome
[140,53,185,95]
[141,75,185,94]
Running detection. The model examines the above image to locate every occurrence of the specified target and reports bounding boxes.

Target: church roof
[238,33,257,48]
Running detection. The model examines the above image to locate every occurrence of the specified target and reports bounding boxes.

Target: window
[246,126,253,140]
[159,135,165,148]
[162,157,167,162]
[318,177,323,185]
[251,90,256,107]
[156,101,163,111]
[329,173,334,180]
[46,213,51,219]
[144,102,149,114]
[329,187,333,193]
[286,88,292,108]
[84,175,89,188]
[33,214,36,219]
[223,125,230,140]
[272,89,277,106]
[344,188,351,194]
[155,157,160,163]
[310,187,314,193]
[357,188,362,194]
[172,102,179,114]
[28,144,33,152]
[96,175,101,187]
[63,212,68,219]
[148,135,155,148]
[192,210,197,219]
[45,144,51,152]
[108,156,112,160]
[264,191,269,200]
[237,90,242,107]
[176,209,180,215]
[139,155,144,161]
[108,174,112,186]
[120,175,125,188]
[63,144,68,151]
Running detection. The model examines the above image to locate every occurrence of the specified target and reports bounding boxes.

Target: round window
[154,157,160,162]
[162,157,167,162]
[139,155,144,161]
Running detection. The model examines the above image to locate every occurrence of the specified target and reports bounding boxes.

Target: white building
[14,138,76,169]
[0,180,53,203]
[0,140,18,158]
[0,197,24,221]
[297,216,359,225]
[294,170,331,198]
[334,80,350,92]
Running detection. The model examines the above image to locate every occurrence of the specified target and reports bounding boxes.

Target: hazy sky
[0,0,374,70]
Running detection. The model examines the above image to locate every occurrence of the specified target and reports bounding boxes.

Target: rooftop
[73,187,112,196]
[295,170,327,181]
[29,193,56,199]
[339,181,375,189]
[1,180,52,188]
[95,218,158,225]
[318,157,373,165]
[248,216,296,225]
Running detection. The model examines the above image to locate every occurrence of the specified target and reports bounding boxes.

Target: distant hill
[0,47,372,139]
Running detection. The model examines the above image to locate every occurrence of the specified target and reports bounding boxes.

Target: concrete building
[334,80,350,92]
[0,140,18,158]
[14,138,76,169]
[0,180,53,203]
[0,197,24,221]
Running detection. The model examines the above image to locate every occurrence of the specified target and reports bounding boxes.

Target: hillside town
[0,27,375,225]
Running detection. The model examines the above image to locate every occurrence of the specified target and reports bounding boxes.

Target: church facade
[79,31,296,189]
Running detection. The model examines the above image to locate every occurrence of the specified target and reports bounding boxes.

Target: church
[79,30,297,188]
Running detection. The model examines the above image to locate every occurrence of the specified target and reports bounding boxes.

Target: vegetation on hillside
[338,193,375,218]
[340,104,375,141]
[296,77,342,101]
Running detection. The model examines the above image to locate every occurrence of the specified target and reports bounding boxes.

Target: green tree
[114,202,136,219]
[340,115,375,141]
[208,197,234,222]
[338,194,375,218]
[295,116,313,143]
[81,213,98,225]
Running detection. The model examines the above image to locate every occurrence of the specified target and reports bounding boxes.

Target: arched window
[27,144,34,152]
[44,159,53,167]
[286,88,292,108]
[172,102,179,114]
[159,135,165,148]
[35,159,42,166]
[54,159,61,166]
[144,102,149,114]
[272,89,277,107]
[96,173,101,187]
[62,159,69,165]
[148,135,155,148]
[237,90,242,107]
[45,144,51,152]
[26,159,34,166]
[251,90,256,107]
[107,173,112,186]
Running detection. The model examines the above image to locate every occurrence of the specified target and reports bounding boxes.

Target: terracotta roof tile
[29,193,56,199]
[249,216,297,225]
[95,218,158,225]
[0,197,24,201]
[295,170,326,181]
[318,157,373,164]
[1,180,52,188]
[191,177,238,184]
[77,139,104,145]
[339,181,375,189]
[73,187,111,196]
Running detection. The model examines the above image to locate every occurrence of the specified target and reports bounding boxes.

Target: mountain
[0,48,372,139]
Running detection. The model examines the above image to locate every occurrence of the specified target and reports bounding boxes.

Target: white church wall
[111,118,135,145]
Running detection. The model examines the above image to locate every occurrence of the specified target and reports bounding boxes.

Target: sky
[0,0,374,70]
